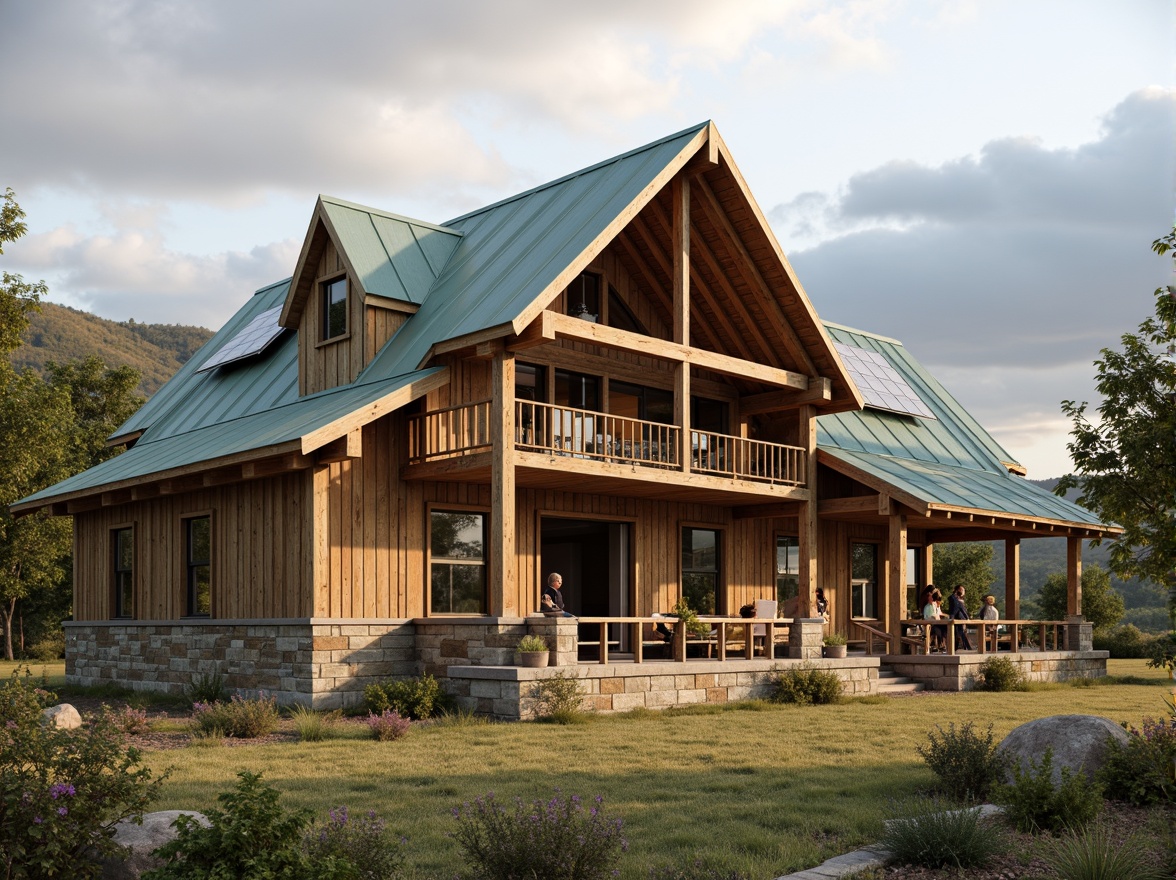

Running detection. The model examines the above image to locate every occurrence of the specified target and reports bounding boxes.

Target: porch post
[1004,537,1020,619]
[1066,536,1082,617]
[797,404,818,618]
[673,175,691,473]
[491,354,517,617]
[887,509,907,654]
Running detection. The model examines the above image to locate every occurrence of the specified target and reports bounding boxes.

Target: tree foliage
[1037,563,1125,631]
[1058,232,1176,612]
[932,543,995,616]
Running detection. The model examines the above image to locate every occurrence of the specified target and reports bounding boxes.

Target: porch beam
[797,404,818,618]
[739,380,832,414]
[1066,536,1082,616]
[1005,537,1020,619]
[818,494,882,516]
[491,354,517,617]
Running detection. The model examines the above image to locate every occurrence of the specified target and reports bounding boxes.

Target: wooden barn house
[15,122,1116,715]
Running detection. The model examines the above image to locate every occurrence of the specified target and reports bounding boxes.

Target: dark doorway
[540,517,631,652]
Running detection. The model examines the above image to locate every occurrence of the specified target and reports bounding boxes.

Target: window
[430,510,487,614]
[692,396,729,434]
[682,527,720,614]
[554,369,599,411]
[321,276,348,340]
[850,542,878,619]
[906,547,922,616]
[185,515,211,617]
[776,535,799,606]
[567,272,599,320]
[112,527,134,619]
[610,381,673,424]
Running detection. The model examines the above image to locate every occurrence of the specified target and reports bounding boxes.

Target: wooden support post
[672,175,691,472]
[1066,536,1082,616]
[312,464,330,618]
[491,354,517,617]
[888,511,907,655]
[797,404,818,619]
[1004,537,1020,619]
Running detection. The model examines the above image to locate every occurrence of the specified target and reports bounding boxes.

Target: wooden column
[888,510,907,654]
[1066,536,1083,617]
[490,354,517,617]
[311,464,330,617]
[797,404,818,618]
[1004,537,1020,619]
[673,175,691,473]
[920,544,933,593]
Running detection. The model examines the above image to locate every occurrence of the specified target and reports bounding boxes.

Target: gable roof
[816,323,1114,532]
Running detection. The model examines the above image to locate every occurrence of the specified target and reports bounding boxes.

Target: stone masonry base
[883,650,1109,692]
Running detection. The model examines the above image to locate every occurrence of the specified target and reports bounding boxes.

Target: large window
[850,542,877,619]
[607,285,646,334]
[321,276,348,341]
[776,535,799,606]
[682,527,720,614]
[610,381,673,424]
[430,510,487,614]
[112,527,134,619]
[567,272,600,320]
[185,515,211,617]
[554,369,599,411]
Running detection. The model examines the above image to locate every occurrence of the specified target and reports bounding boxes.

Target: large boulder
[997,714,1129,783]
[41,703,82,729]
[99,810,209,879]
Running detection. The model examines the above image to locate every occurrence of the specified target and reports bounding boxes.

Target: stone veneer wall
[884,650,1109,692]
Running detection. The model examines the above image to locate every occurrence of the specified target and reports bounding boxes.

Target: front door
[540,517,631,649]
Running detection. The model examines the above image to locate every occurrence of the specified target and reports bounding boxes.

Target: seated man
[540,572,575,617]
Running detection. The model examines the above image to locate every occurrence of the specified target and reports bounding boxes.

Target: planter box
[518,651,549,668]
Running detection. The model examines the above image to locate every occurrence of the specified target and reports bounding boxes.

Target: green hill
[11,302,215,396]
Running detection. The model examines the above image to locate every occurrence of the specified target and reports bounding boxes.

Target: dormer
[280,196,462,396]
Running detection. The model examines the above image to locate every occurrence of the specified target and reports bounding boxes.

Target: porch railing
[407,399,492,464]
[577,615,791,664]
[690,431,805,486]
[516,401,679,467]
[852,618,1070,656]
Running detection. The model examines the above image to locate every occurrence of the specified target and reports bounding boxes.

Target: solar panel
[834,342,935,420]
[196,305,287,373]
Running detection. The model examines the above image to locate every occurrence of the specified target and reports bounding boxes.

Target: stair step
[875,681,925,694]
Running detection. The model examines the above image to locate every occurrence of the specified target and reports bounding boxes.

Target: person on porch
[948,584,972,650]
[541,572,575,617]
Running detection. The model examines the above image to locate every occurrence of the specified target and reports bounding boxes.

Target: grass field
[6,658,1173,878]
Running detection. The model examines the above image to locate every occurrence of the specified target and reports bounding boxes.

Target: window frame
[111,524,135,619]
[850,541,879,620]
[183,512,213,618]
[775,533,799,608]
[681,524,723,615]
[320,275,349,342]
[427,505,489,616]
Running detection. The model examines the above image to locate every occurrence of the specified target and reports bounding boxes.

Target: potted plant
[823,631,848,659]
[517,634,550,668]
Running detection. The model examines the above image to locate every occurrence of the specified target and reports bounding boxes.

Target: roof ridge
[823,320,903,346]
[318,195,462,236]
[443,121,711,226]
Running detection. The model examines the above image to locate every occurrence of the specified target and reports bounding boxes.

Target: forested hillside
[11,301,214,396]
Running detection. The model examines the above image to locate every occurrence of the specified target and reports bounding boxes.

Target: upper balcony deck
[404,399,809,504]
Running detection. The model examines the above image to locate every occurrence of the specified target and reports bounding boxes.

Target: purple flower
[33,816,42,824]
[49,783,75,799]
[57,807,68,816]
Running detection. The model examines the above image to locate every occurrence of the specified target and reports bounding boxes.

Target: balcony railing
[407,399,807,487]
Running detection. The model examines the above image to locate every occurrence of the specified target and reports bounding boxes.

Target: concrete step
[875,668,925,694]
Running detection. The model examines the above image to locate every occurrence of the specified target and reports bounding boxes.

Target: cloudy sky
[1,0,1172,479]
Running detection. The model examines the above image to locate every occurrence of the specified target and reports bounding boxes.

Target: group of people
[919,584,1000,653]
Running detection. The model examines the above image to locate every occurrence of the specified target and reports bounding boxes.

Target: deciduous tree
[933,543,995,616]
[1058,232,1176,615]
[1037,564,1125,632]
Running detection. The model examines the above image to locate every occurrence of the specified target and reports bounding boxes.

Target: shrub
[671,598,711,637]
[451,790,627,880]
[191,692,280,739]
[303,805,406,880]
[916,722,1010,803]
[529,671,586,723]
[992,748,1102,833]
[367,709,411,741]
[363,673,451,719]
[1042,825,1169,880]
[183,666,228,705]
[517,634,548,653]
[1097,716,1176,804]
[769,663,843,705]
[880,797,1002,869]
[145,771,326,880]
[974,656,1026,692]
[26,628,65,661]
[1093,624,1170,659]
[107,703,150,736]
[288,704,339,743]
[0,669,166,879]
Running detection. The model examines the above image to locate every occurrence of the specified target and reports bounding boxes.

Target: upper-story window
[321,276,348,341]
[567,272,599,321]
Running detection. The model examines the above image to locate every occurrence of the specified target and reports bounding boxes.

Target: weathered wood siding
[73,471,313,621]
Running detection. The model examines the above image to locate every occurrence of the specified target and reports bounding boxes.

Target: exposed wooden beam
[316,429,362,464]
[740,380,832,414]
[818,495,883,516]
[732,502,802,520]
[203,466,245,488]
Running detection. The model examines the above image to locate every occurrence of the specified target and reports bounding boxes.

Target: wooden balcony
[406,399,808,501]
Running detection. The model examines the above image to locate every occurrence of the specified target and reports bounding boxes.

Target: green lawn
[131,660,1173,880]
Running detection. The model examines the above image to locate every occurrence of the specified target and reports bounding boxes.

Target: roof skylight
[835,342,935,420]
[196,305,287,373]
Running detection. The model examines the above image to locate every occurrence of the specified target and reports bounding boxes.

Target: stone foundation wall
[884,650,1109,692]
[447,657,880,720]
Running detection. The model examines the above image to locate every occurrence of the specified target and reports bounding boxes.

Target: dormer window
[322,276,348,341]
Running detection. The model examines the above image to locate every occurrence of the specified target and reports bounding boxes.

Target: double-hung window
[185,515,211,617]
[112,527,134,618]
[430,510,487,614]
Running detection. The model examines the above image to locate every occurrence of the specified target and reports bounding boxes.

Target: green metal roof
[817,323,1106,526]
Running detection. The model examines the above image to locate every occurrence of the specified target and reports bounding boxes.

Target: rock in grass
[99,810,209,879]
[41,703,82,729]
[997,714,1129,783]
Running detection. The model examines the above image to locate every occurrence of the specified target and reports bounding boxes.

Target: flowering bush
[451,790,627,880]
[107,704,150,736]
[366,709,411,741]
[190,691,280,738]
[303,805,406,880]
[1097,714,1176,804]
[0,669,165,879]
